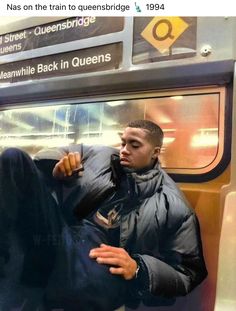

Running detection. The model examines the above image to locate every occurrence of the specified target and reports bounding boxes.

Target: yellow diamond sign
[141,17,189,54]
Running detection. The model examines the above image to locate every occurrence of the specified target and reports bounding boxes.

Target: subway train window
[0,86,225,174]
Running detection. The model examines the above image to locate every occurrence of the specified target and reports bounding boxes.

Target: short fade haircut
[127,119,164,147]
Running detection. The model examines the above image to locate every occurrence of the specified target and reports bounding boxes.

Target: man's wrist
[134,262,140,279]
[132,255,146,282]
[130,254,149,294]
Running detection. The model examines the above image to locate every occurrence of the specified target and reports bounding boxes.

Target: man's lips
[120,157,130,162]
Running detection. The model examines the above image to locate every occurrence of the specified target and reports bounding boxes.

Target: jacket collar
[111,154,163,200]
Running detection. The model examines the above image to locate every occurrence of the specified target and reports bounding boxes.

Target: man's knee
[0,148,36,185]
[1,147,27,160]
[1,148,32,166]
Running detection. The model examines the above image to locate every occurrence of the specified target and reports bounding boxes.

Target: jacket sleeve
[33,144,83,162]
[33,144,83,176]
[135,212,207,303]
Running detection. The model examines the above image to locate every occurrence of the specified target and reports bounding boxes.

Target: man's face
[119,127,159,170]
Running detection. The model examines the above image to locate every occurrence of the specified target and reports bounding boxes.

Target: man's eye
[132,144,140,148]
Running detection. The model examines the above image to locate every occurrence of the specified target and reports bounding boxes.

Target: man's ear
[152,147,161,159]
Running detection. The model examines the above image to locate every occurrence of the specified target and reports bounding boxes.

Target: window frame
[0,85,230,182]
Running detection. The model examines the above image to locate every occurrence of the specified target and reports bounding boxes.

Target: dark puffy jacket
[34,144,207,308]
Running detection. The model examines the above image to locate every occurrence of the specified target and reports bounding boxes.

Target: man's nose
[121,145,130,154]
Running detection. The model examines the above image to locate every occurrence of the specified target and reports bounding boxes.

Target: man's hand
[52,152,83,179]
[89,244,138,280]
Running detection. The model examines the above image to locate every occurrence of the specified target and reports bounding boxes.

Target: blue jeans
[0,148,62,311]
[0,148,126,311]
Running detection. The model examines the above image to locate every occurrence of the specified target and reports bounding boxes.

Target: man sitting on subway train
[0,119,207,311]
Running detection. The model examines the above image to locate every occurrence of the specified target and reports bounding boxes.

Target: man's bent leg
[45,221,127,311]
[0,148,63,310]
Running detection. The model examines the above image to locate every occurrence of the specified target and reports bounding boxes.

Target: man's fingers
[90,251,121,259]
[109,267,124,275]
[89,249,113,258]
[62,156,73,176]
[61,152,81,176]
[68,152,81,171]
[96,257,121,266]
[89,246,125,258]
[53,152,82,179]
[95,244,125,253]
[68,153,77,171]
[74,152,82,168]
[89,244,137,280]
[52,161,65,178]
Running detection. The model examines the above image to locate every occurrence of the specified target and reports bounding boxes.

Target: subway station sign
[133,17,197,64]
[0,43,122,83]
[0,17,124,57]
